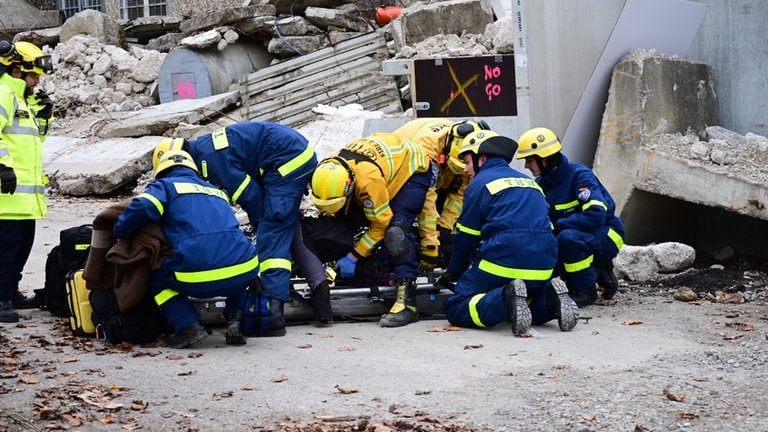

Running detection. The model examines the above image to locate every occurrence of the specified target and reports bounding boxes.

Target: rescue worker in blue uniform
[517,127,625,307]
[0,41,55,322]
[154,121,317,336]
[114,149,261,348]
[436,130,578,334]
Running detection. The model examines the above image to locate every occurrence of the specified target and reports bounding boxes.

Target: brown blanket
[83,200,171,312]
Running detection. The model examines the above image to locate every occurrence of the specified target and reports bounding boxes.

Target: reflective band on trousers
[174,254,260,283]
[477,259,553,281]
[259,257,292,273]
[607,227,624,249]
[154,288,180,306]
[468,293,487,328]
[564,254,593,273]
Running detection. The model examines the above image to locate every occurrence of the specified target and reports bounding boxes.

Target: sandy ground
[1,196,767,432]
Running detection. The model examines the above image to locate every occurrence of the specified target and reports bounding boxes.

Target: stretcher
[192,271,452,325]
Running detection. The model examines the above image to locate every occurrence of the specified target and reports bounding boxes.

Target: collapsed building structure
[5,0,768,265]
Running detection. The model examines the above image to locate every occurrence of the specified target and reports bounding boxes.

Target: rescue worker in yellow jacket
[392,118,490,271]
[0,40,54,323]
[310,132,434,327]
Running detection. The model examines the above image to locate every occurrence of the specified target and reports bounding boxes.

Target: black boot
[224,309,246,345]
[0,301,19,323]
[310,280,333,325]
[595,260,619,300]
[263,298,286,337]
[12,292,36,310]
[503,279,531,335]
[379,279,419,327]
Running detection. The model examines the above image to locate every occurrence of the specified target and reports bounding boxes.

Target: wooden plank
[249,78,399,125]
[240,32,385,86]
[240,40,387,95]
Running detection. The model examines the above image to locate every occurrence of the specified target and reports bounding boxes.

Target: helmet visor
[21,55,53,74]
[311,195,347,216]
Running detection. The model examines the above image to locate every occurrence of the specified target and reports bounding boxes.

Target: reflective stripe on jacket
[0,74,46,220]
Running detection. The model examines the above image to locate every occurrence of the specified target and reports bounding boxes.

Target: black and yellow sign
[411,55,517,117]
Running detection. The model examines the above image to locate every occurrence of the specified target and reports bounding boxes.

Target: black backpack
[89,289,169,345]
[37,225,93,318]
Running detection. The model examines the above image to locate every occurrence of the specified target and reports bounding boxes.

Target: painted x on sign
[411,55,517,117]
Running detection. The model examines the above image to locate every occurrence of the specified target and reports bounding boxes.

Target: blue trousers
[0,220,35,302]
[444,266,555,328]
[252,160,316,302]
[556,227,620,294]
[388,168,434,280]
[150,269,248,333]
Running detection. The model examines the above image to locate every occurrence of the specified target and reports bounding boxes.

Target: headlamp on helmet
[310,158,355,216]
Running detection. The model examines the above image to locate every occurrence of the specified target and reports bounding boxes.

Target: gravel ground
[1,196,767,432]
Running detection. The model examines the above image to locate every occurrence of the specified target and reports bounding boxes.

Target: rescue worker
[435,130,578,334]
[0,40,54,322]
[114,149,260,348]
[310,132,434,327]
[392,118,490,271]
[154,121,317,335]
[517,127,625,307]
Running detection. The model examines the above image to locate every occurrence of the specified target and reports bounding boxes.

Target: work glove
[419,245,440,272]
[0,166,16,194]
[336,253,358,279]
[34,89,53,120]
[434,271,457,291]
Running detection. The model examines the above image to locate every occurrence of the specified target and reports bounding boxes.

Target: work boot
[166,321,208,349]
[310,280,333,325]
[379,279,418,327]
[263,298,286,337]
[595,260,619,300]
[570,287,598,308]
[547,278,578,332]
[224,309,246,345]
[0,301,19,323]
[503,279,531,335]
[12,292,36,310]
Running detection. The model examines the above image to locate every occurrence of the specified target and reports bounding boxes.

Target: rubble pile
[41,35,166,120]
[394,14,514,59]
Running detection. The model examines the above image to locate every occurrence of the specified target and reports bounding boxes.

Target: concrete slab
[44,135,162,196]
[94,91,240,139]
[594,52,768,257]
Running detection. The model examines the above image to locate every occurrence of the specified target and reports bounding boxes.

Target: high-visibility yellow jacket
[0,73,47,220]
[393,118,468,250]
[333,132,430,258]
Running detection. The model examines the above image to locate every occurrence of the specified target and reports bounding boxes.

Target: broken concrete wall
[594,51,768,259]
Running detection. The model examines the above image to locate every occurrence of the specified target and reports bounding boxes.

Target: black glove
[0,166,17,194]
[434,271,457,291]
[35,89,53,119]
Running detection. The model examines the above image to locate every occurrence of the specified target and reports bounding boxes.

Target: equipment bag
[37,224,93,317]
[241,279,270,337]
[89,289,169,345]
[65,269,95,336]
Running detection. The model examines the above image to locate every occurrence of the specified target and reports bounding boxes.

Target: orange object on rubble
[375,6,403,26]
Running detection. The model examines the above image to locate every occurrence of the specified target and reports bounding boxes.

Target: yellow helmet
[516,127,562,159]
[310,158,354,216]
[153,138,186,170]
[0,41,53,75]
[154,149,198,177]
[445,120,490,174]
[458,130,519,163]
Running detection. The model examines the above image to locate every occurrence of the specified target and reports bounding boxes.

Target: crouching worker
[436,131,578,335]
[114,149,260,348]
